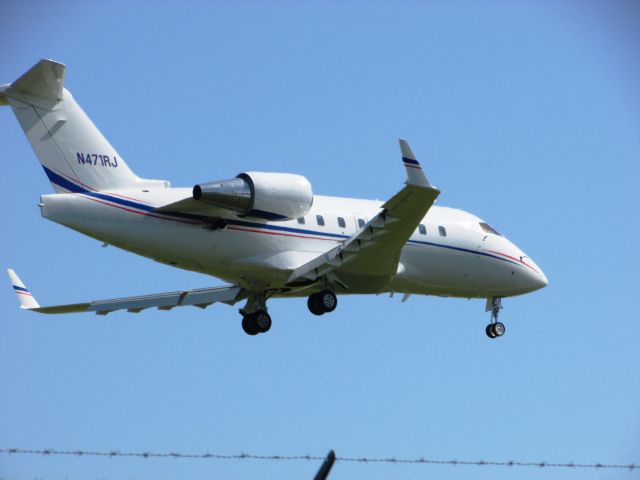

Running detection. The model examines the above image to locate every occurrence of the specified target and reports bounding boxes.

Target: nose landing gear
[485,297,505,339]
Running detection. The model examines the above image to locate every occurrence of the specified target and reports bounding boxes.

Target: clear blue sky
[1,1,639,479]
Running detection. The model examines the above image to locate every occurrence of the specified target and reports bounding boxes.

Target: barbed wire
[0,448,637,471]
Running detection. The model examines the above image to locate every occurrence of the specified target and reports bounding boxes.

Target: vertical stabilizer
[1,59,164,192]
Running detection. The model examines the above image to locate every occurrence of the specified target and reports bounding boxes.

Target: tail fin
[1,59,166,192]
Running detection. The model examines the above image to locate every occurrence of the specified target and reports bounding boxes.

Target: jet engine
[193,172,313,220]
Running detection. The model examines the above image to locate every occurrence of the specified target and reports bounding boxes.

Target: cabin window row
[416,224,447,237]
[296,215,350,228]
[296,216,447,237]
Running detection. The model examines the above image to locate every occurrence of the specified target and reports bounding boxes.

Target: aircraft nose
[522,259,548,292]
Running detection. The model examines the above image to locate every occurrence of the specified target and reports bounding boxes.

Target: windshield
[479,222,501,236]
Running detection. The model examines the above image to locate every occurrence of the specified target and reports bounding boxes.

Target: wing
[287,139,440,285]
[6,269,243,315]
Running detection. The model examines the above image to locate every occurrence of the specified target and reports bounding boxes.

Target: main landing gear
[241,309,272,335]
[486,297,506,339]
[239,288,339,336]
[240,292,272,336]
[307,289,338,316]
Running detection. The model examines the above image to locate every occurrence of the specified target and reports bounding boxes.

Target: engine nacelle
[193,172,313,220]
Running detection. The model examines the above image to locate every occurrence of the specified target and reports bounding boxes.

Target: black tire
[493,322,505,337]
[318,290,337,313]
[307,294,325,316]
[242,314,259,335]
[486,324,497,338]
[254,310,272,333]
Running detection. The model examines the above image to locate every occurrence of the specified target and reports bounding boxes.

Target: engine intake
[193,172,313,221]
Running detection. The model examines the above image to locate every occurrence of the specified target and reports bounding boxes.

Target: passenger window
[316,215,325,226]
[418,224,426,235]
[357,218,365,228]
[337,217,346,228]
[297,217,305,225]
[438,226,447,237]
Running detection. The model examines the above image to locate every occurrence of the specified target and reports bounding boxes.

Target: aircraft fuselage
[40,188,547,298]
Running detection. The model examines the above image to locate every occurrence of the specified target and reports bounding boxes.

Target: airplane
[1,59,547,338]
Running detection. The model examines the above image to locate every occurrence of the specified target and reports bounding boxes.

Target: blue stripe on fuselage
[407,239,520,267]
[42,166,202,221]
[226,219,349,239]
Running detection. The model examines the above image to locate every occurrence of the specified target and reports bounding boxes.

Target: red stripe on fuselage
[74,193,199,225]
[485,250,538,274]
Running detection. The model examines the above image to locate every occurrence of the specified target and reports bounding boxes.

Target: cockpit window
[479,222,501,236]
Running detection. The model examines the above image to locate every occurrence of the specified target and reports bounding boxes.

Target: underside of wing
[6,269,244,315]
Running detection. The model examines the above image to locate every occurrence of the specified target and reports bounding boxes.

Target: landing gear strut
[485,297,505,339]
[240,292,271,336]
[307,289,338,316]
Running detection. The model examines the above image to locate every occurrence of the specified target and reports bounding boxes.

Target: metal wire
[0,448,637,471]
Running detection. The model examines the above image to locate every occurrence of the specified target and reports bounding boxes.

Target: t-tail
[0,59,167,193]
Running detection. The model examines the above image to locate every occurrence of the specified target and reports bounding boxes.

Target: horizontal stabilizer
[10,59,66,101]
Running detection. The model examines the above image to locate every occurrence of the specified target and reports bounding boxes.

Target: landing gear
[485,323,496,338]
[485,297,506,339]
[241,309,272,335]
[485,321,505,338]
[307,290,338,316]
[240,292,272,336]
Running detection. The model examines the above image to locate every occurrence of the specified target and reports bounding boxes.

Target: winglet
[6,269,40,310]
[399,139,432,188]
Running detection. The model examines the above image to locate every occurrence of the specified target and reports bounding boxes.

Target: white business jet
[2,60,547,338]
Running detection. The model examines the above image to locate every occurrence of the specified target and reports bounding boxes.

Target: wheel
[485,324,497,338]
[318,290,337,313]
[307,293,325,316]
[493,322,505,337]
[254,310,272,333]
[241,314,259,335]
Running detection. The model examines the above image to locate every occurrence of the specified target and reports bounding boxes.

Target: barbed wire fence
[1,448,637,471]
